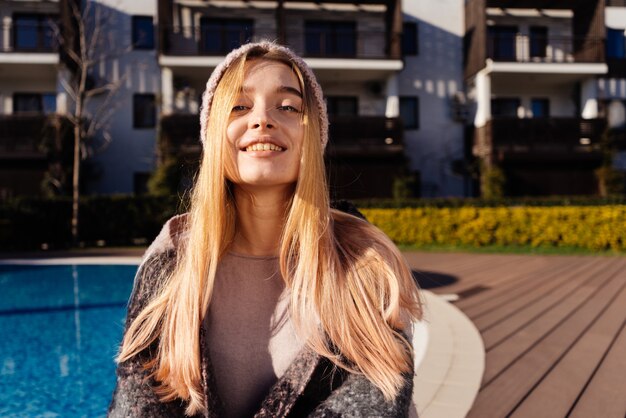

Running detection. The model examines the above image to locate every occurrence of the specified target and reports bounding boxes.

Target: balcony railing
[328,116,404,155]
[0,114,71,159]
[0,20,58,53]
[487,34,604,63]
[474,117,606,159]
[161,26,393,59]
[159,113,403,159]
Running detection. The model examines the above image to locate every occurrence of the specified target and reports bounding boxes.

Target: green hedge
[3,195,626,251]
[0,195,184,250]
[353,195,626,208]
[361,206,626,251]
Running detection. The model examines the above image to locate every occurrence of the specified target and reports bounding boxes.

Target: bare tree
[55,0,127,245]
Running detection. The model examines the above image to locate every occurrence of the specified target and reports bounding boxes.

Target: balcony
[159,114,404,159]
[0,114,71,160]
[473,117,606,162]
[487,34,604,64]
[327,116,404,156]
[0,19,59,70]
[160,26,395,60]
[465,0,606,78]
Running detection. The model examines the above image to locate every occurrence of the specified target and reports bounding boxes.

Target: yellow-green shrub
[360,206,626,251]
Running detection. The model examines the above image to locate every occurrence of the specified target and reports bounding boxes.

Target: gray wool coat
[107,206,414,418]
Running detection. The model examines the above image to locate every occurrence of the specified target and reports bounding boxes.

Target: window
[607,28,626,59]
[13,93,56,113]
[200,18,253,55]
[530,26,548,59]
[487,26,517,61]
[134,172,151,195]
[13,14,57,51]
[326,97,358,117]
[491,98,520,117]
[132,16,154,50]
[402,22,418,56]
[399,97,419,130]
[133,94,156,128]
[531,98,550,118]
[305,21,356,57]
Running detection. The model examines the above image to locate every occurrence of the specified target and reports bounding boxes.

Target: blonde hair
[118,45,422,415]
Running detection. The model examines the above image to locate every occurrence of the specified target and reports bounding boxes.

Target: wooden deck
[403,252,626,418]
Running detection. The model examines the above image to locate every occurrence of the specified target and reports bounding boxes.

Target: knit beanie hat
[199,41,329,149]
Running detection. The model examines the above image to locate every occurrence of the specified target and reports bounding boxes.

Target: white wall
[78,0,160,194]
[400,0,465,197]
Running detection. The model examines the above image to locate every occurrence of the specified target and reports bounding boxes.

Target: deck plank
[465,263,625,418]
[568,321,626,418]
[403,252,626,418]
[479,258,622,348]
[465,257,600,323]
[508,279,626,417]
[479,258,622,385]
[454,255,570,310]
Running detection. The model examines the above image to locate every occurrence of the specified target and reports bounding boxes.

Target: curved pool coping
[411,290,485,418]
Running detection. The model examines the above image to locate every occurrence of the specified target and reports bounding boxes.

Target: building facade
[465,0,626,196]
[1,0,624,198]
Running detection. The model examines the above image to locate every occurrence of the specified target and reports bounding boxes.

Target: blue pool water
[0,264,137,418]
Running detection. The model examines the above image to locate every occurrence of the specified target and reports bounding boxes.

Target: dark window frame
[326,96,359,117]
[529,26,548,58]
[13,92,56,114]
[12,13,58,52]
[304,20,357,58]
[399,96,419,130]
[132,15,155,50]
[491,97,521,118]
[199,17,254,55]
[402,22,418,56]
[531,98,550,118]
[487,25,518,61]
[607,27,626,59]
[133,172,151,195]
[133,93,157,129]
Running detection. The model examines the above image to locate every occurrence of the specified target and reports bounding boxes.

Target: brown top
[203,252,305,418]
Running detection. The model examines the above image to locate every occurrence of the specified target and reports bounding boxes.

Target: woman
[108,41,422,417]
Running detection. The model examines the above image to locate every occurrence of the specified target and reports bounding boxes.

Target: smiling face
[225,59,305,189]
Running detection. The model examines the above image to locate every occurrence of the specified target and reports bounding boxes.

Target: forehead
[242,59,301,89]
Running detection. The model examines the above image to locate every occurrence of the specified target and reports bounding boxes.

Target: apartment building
[1,0,624,198]
[0,0,65,198]
[157,0,410,199]
[465,0,626,196]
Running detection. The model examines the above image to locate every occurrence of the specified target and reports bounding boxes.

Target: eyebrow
[278,86,303,98]
[241,85,303,98]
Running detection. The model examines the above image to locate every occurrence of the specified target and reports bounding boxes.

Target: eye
[232,105,249,112]
[278,105,301,113]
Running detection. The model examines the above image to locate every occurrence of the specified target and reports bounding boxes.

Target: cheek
[226,119,244,145]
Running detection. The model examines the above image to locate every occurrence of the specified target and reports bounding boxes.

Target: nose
[248,105,275,130]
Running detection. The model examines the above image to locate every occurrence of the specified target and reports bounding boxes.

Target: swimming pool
[0,262,138,418]
[0,260,430,417]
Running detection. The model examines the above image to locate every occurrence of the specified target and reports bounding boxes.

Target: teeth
[245,143,284,152]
